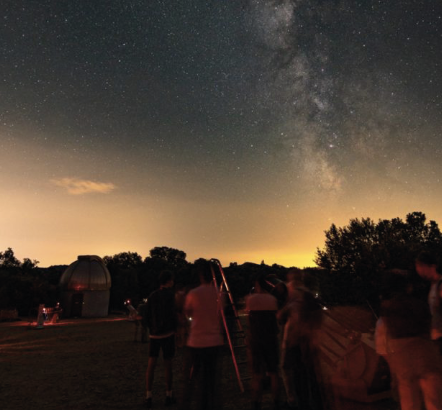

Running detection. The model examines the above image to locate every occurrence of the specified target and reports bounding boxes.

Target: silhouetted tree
[315,212,442,304]
[103,252,144,310]
[0,248,21,269]
[0,248,39,274]
[0,249,51,315]
[21,258,39,272]
[148,246,188,267]
[103,251,143,270]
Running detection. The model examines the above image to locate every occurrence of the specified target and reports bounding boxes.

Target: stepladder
[210,258,250,392]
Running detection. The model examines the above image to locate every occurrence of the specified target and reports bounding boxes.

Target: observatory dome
[59,255,111,318]
[60,255,111,291]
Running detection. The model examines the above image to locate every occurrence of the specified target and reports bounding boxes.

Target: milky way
[1,1,441,267]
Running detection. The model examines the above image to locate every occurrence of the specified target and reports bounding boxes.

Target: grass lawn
[0,312,398,410]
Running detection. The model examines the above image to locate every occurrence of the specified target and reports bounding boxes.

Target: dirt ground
[0,313,398,410]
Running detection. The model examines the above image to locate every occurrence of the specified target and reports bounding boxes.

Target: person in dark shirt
[246,275,280,410]
[381,270,442,410]
[145,271,177,408]
[137,298,148,343]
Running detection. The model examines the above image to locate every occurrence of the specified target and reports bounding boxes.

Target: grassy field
[0,313,398,410]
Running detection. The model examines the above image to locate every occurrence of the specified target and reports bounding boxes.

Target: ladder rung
[210,259,250,393]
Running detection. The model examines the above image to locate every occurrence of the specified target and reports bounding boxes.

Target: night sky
[1,1,442,267]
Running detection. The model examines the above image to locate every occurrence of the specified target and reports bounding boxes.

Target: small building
[60,255,111,318]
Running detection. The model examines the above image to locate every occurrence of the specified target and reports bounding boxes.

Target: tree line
[1,211,440,316]
[0,246,292,316]
[315,211,440,306]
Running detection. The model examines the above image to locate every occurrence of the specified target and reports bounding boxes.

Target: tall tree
[0,247,21,269]
[148,246,188,267]
[315,212,442,304]
[316,212,442,273]
[103,252,144,309]
[103,251,143,270]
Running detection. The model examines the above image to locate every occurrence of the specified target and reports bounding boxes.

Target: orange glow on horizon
[3,138,442,269]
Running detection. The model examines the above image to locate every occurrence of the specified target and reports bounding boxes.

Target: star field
[1,0,442,267]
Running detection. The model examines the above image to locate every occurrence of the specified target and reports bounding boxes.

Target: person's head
[286,268,304,287]
[415,251,439,281]
[195,259,213,284]
[380,269,413,300]
[253,274,268,293]
[159,270,174,288]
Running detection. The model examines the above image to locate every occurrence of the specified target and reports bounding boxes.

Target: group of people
[142,260,224,410]
[375,251,442,410]
[137,261,324,410]
[136,251,442,410]
[246,270,325,410]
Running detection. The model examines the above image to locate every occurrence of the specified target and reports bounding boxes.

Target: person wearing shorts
[246,275,280,410]
[145,271,177,408]
[149,333,175,360]
[179,260,224,410]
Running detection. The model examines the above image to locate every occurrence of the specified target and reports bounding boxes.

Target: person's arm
[277,305,289,325]
[168,291,178,331]
[244,294,252,314]
[146,298,153,330]
[183,293,193,319]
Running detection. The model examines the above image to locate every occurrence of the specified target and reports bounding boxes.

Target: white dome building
[60,255,111,318]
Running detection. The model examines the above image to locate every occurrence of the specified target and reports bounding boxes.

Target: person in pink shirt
[179,260,224,410]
